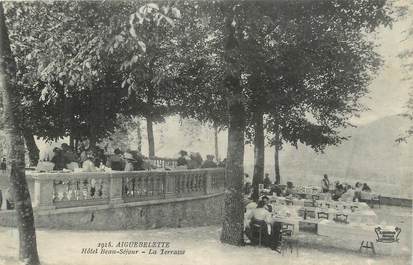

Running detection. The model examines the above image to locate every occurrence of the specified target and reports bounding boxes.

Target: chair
[359,241,376,254]
[282,223,294,231]
[317,211,329,220]
[359,226,401,255]
[250,220,268,247]
[279,228,298,256]
[333,214,348,224]
[285,199,294,206]
[375,227,401,243]
[350,205,358,212]
[304,200,314,207]
[304,209,316,219]
[312,195,320,201]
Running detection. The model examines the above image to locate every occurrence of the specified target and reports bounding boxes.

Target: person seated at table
[340,186,356,202]
[106,148,125,171]
[123,152,136,171]
[261,196,273,213]
[244,200,274,247]
[321,174,330,193]
[354,182,363,202]
[362,183,371,192]
[129,150,145,170]
[51,147,69,170]
[217,158,226,168]
[93,146,107,168]
[285,181,294,196]
[270,184,283,196]
[177,150,188,166]
[61,143,78,164]
[201,155,217,168]
[332,184,345,200]
[188,152,203,169]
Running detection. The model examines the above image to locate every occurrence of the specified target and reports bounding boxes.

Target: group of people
[244,196,281,250]
[46,138,145,172]
[332,181,372,202]
[176,150,224,169]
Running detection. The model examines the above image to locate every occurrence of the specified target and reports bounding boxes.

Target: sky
[353,1,412,125]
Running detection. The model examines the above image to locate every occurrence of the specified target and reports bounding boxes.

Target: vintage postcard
[0,1,412,265]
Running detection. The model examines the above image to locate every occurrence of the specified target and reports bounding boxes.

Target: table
[296,206,378,224]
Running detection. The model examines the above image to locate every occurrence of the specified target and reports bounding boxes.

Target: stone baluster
[33,176,56,210]
[109,172,124,205]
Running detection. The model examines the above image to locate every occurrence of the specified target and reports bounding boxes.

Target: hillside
[277,115,412,198]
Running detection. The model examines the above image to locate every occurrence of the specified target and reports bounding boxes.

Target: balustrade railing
[29,168,225,209]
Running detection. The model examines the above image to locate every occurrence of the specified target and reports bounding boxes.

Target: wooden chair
[279,228,298,256]
[317,211,329,220]
[282,223,294,231]
[333,213,348,224]
[304,209,316,219]
[375,226,401,243]
[312,195,320,201]
[359,227,401,255]
[251,223,264,246]
[304,200,314,207]
[285,199,294,206]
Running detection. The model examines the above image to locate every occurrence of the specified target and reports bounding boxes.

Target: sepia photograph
[0,0,412,265]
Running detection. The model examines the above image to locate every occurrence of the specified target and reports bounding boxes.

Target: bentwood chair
[304,200,314,207]
[375,227,401,243]
[279,228,298,256]
[312,195,320,201]
[333,213,348,224]
[317,211,329,220]
[359,226,401,255]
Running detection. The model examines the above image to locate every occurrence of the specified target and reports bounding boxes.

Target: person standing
[106,148,125,171]
[263,173,271,189]
[321,174,330,193]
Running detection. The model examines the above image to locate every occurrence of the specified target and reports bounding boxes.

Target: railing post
[34,177,55,210]
[109,172,124,205]
[205,170,213,194]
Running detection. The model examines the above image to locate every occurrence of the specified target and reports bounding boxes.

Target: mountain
[277,115,412,198]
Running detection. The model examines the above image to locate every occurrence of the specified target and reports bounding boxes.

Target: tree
[397,3,413,142]
[5,2,142,155]
[112,3,180,158]
[237,0,393,186]
[0,3,40,264]
[218,2,245,246]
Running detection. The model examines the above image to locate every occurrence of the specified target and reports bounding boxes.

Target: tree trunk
[0,4,40,264]
[274,129,281,184]
[23,129,39,167]
[69,135,74,150]
[214,124,219,161]
[146,115,155,158]
[136,119,142,153]
[251,111,264,202]
[220,3,245,246]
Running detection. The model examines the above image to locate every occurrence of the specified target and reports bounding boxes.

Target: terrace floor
[0,205,411,265]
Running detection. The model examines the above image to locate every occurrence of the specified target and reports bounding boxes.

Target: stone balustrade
[28,168,225,210]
